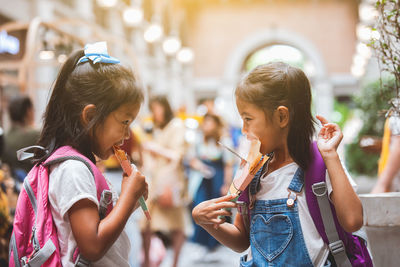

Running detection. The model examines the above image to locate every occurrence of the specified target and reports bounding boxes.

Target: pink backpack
[9,146,112,267]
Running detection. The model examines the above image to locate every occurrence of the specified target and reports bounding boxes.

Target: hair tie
[77,41,120,65]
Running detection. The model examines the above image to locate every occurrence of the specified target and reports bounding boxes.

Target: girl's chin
[106,148,115,159]
[260,146,272,155]
[96,149,114,161]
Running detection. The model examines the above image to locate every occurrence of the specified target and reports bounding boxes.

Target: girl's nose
[124,127,131,140]
[241,125,248,135]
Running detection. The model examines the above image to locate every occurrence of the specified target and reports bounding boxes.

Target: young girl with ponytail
[192,62,366,266]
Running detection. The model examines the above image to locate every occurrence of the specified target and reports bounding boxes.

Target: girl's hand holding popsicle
[120,167,148,211]
[114,146,151,220]
[192,194,238,226]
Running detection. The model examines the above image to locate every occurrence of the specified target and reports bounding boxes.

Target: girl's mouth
[115,141,124,147]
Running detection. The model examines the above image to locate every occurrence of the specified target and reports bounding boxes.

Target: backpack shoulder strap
[304,142,328,241]
[43,146,111,267]
[305,142,351,266]
[43,146,111,202]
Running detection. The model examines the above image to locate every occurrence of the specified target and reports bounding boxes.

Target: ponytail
[285,67,315,170]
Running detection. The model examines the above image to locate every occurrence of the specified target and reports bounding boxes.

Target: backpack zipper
[27,226,40,262]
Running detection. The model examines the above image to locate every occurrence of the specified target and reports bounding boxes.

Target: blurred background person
[2,95,40,184]
[186,113,234,259]
[141,95,187,267]
[371,114,400,193]
[0,127,12,265]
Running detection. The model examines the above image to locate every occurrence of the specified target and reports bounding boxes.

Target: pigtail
[36,50,85,162]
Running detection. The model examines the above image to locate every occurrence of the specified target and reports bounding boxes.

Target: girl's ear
[81,104,96,126]
[276,106,289,128]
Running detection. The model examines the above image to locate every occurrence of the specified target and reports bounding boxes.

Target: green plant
[370,0,400,106]
[332,100,351,130]
[345,79,395,176]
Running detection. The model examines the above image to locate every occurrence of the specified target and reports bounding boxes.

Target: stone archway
[219,28,333,126]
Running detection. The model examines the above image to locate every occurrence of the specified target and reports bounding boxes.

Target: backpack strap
[44,146,112,204]
[20,239,57,267]
[43,147,112,267]
[11,169,58,267]
[9,233,20,267]
[44,156,95,176]
[306,141,352,266]
[312,182,352,267]
[16,145,48,161]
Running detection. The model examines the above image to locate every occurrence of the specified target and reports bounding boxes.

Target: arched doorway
[219,29,333,126]
[243,44,316,78]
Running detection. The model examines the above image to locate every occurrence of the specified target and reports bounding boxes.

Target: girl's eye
[244,118,252,122]
[122,120,130,126]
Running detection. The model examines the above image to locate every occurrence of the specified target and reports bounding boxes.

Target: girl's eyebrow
[123,111,135,118]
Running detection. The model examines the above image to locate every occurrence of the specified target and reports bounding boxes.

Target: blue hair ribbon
[77,41,120,65]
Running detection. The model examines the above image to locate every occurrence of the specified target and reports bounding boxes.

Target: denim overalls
[240,167,315,267]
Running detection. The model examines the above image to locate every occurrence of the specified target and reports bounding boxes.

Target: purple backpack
[9,146,112,267]
[238,142,373,266]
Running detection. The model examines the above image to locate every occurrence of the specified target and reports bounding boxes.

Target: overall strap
[288,167,304,193]
[249,152,274,195]
[286,167,304,208]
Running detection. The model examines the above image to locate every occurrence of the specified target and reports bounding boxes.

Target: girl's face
[151,102,165,126]
[201,116,218,137]
[236,99,283,155]
[94,102,140,160]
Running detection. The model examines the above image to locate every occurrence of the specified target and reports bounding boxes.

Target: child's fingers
[213,209,232,217]
[210,217,226,225]
[122,169,141,179]
[316,115,329,125]
[318,126,326,136]
[215,194,238,203]
[323,122,339,130]
[214,201,237,210]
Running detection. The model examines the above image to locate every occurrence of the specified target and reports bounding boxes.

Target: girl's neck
[267,146,293,173]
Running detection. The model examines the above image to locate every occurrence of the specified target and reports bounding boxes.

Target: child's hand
[316,115,343,158]
[370,181,389,194]
[192,194,237,226]
[121,170,148,209]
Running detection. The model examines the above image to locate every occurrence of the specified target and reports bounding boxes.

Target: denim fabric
[240,168,313,267]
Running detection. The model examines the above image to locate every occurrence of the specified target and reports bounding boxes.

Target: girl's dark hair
[37,49,144,163]
[202,113,224,142]
[235,61,315,170]
[149,95,174,129]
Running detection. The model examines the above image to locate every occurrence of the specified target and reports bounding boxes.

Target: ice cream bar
[113,146,151,220]
[223,138,270,196]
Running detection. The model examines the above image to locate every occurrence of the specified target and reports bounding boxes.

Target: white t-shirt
[255,162,357,267]
[48,160,131,267]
